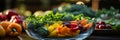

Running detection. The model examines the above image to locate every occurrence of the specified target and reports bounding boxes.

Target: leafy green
[104,19,120,30]
[97,7,119,18]
[53,4,96,18]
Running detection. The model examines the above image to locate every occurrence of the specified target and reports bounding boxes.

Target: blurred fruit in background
[95,20,111,29]
[76,1,84,5]
[10,15,24,24]
[14,4,26,15]
[0,13,7,21]
[14,4,32,17]
[4,9,18,20]
[34,11,44,17]
[0,9,25,37]
[24,10,32,17]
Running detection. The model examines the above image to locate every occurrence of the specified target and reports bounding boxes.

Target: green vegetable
[62,14,74,21]
[53,4,96,18]
[27,20,37,30]
[36,27,49,37]
[97,7,119,18]
[111,24,120,30]
[104,19,120,30]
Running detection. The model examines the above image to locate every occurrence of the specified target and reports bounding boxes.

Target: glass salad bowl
[25,4,96,40]
[25,20,95,40]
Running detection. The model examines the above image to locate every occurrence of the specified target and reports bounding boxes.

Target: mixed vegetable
[26,17,94,37]
[26,4,95,37]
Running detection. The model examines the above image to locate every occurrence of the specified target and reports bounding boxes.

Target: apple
[34,11,44,17]
[98,24,104,29]
[0,13,7,21]
[70,26,79,32]
[24,10,32,17]
[5,10,18,20]
[95,22,99,28]
[99,20,105,24]
[10,15,24,24]
[70,22,79,32]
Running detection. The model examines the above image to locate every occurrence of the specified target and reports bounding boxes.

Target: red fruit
[96,24,99,28]
[0,13,7,21]
[14,19,22,23]
[70,26,79,32]
[10,15,24,24]
[5,10,18,20]
[70,22,79,32]
[70,23,77,28]
[100,20,105,24]
[105,24,111,29]
[95,22,100,28]
[98,24,104,29]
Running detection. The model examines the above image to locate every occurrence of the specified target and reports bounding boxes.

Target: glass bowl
[25,21,95,40]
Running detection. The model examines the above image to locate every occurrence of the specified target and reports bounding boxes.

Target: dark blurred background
[0,0,120,12]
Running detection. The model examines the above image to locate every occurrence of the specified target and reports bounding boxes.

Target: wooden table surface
[0,32,34,40]
[1,30,120,40]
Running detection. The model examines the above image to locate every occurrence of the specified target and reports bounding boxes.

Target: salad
[26,4,96,38]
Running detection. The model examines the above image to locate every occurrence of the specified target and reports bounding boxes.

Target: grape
[63,21,71,28]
